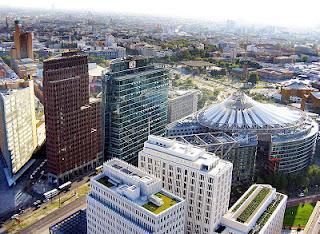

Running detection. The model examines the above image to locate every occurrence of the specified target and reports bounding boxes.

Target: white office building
[0,79,37,186]
[218,184,287,234]
[87,158,186,234]
[138,135,233,234]
[168,89,199,123]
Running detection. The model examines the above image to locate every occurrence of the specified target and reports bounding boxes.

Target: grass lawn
[283,203,315,227]
[142,192,178,214]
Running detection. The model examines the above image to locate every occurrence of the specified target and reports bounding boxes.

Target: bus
[95,165,103,174]
[43,189,59,200]
[58,181,72,191]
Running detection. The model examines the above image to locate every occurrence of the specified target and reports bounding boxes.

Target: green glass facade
[103,57,169,163]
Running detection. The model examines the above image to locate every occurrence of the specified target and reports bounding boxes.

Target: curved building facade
[168,92,318,177]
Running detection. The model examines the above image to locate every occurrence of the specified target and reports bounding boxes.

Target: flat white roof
[144,135,232,173]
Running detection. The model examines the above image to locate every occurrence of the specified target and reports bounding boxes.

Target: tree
[248,71,259,84]
[301,55,309,63]
[0,55,11,66]
[307,164,320,186]
[180,50,192,61]
[296,176,310,189]
[273,174,288,191]
[174,74,181,80]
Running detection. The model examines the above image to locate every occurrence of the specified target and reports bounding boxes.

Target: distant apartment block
[168,89,199,123]
[280,80,317,103]
[136,45,157,57]
[273,56,294,64]
[139,135,233,234]
[0,79,37,186]
[11,58,38,79]
[257,67,294,81]
[217,184,287,234]
[88,63,106,94]
[43,51,102,184]
[87,46,126,60]
[103,57,169,163]
[87,158,186,234]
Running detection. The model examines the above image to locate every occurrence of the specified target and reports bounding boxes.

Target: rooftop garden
[97,176,114,188]
[142,192,178,215]
[232,186,257,212]
[237,187,270,223]
[283,203,315,228]
[249,194,284,234]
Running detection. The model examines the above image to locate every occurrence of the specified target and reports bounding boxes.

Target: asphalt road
[17,196,87,234]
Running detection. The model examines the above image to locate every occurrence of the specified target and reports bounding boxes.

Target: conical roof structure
[197,92,306,131]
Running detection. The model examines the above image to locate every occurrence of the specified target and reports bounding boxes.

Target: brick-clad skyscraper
[43,51,102,184]
[11,20,33,60]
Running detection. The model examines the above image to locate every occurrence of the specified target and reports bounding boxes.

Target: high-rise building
[0,78,37,186]
[168,89,199,123]
[11,20,33,60]
[218,184,287,234]
[138,135,233,234]
[87,158,186,234]
[103,57,169,163]
[43,51,102,184]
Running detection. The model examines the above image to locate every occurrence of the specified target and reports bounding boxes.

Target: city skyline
[1,4,320,233]
[1,0,320,28]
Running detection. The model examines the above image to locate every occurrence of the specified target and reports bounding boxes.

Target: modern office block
[218,184,287,234]
[103,56,169,163]
[0,79,37,186]
[138,135,233,234]
[168,89,199,123]
[87,158,186,234]
[168,132,256,186]
[43,51,102,184]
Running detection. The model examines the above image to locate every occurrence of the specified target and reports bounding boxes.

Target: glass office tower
[103,57,169,164]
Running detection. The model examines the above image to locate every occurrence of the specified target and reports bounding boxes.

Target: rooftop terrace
[222,184,286,233]
[237,187,271,223]
[93,159,182,216]
[142,192,178,214]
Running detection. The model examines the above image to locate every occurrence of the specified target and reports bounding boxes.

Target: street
[17,196,86,234]
[287,194,320,207]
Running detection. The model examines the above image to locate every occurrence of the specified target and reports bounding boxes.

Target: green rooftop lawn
[142,192,177,214]
[283,203,315,227]
[232,186,257,212]
[237,188,270,223]
[249,194,284,234]
[97,176,114,188]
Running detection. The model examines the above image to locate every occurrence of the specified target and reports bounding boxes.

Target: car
[10,214,19,220]
[33,200,42,207]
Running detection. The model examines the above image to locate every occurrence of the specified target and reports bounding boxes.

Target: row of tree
[257,164,320,195]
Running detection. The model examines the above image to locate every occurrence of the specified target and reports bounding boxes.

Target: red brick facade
[43,52,102,182]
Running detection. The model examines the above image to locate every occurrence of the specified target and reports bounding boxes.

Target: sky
[1,0,320,28]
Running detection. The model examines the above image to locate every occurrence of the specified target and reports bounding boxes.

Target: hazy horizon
[1,0,320,28]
